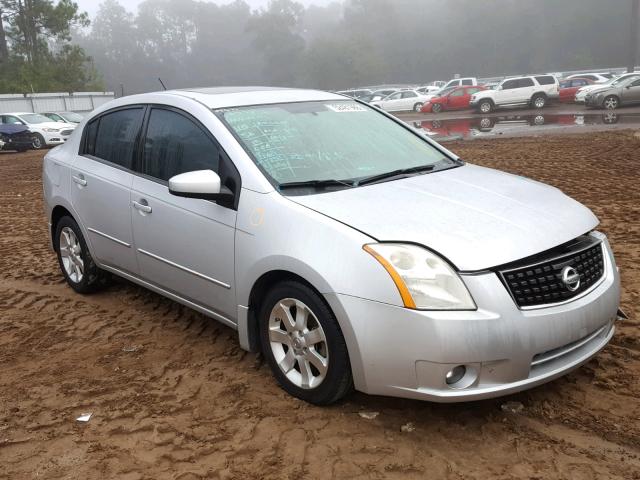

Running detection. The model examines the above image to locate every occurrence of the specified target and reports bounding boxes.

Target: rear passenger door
[71,107,144,275]
[130,106,239,320]
[515,78,535,103]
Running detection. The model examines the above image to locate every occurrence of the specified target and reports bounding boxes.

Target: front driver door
[447,88,466,109]
[131,107,238,320]
[621,78,640,105]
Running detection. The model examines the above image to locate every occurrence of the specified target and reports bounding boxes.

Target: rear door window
[86,108,144,169]
[518,78,535,88]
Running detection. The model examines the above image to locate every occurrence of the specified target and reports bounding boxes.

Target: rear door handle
[132,200,152,214]
[72,174,87,186]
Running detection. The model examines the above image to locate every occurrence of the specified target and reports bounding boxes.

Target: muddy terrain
[1,131,639,479]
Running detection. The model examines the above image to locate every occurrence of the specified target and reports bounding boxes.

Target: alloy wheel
[59,226,84,283]
[268,298,329,390]
[480,102,491,113]
[534,97,545,108]
[604,97,618,110]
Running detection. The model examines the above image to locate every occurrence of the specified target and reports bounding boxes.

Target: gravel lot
[1,131,639,479]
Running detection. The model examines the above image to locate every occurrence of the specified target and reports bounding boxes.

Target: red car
[421,86,487,113]
[558,77,594,102]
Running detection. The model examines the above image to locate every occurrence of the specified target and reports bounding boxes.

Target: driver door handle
[132,200,152,214]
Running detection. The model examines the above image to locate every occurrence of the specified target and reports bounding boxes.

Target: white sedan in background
[0,112,75,149]
[371,90,430,112]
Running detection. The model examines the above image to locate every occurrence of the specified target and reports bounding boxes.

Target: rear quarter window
[535,76,557,85]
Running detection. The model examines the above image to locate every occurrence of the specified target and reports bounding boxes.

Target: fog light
[445,365,466,385]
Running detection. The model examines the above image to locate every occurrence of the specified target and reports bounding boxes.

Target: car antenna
[158,78,167,91]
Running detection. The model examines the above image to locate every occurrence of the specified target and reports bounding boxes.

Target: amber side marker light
[363,244,417,309]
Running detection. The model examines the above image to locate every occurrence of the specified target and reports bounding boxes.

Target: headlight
[43,128,60,133]
[364,243,476,310]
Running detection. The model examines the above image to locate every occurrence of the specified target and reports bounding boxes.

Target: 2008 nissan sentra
[43,87,622,405]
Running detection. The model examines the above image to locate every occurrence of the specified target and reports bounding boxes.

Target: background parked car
[43,111,84,124]
[558,78,594,102]
[0,113,75,149]
[575,72,640,103]
[469,75,559,113]
[421,85,487,113]
[416,85,441,95]
[372,89,430,112]
[335,89,373,99]
[0,124,34,152]
[585,76,640,109]
[566,72,613,83]
[441,77,478,89]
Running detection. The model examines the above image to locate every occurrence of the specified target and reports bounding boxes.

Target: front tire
[603,95,619,110]
[478,100,493,113]
[32,133,45,150]
[259,281,353,405]
[54,216,110,293]
[431,103,443,113]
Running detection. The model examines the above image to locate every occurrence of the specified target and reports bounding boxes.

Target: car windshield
[216,100,454,188]
[20,113,53,124]
[61,112,83,122]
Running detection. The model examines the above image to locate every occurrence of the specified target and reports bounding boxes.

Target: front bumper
[327,234,621,402]
[43,131,73,145]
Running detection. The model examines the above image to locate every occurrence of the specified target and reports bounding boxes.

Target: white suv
[470,75,559,113]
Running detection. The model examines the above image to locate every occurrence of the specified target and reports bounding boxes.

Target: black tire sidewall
[54,216,103,293]
[259,281,352,405]
[432,103,442,113]
[413,103,423,112]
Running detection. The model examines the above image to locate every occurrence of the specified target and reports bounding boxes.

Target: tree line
[0,0,636,95]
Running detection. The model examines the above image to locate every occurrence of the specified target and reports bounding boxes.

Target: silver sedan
[43,87,622,404]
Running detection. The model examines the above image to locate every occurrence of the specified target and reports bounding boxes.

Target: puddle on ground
[412,113,640,140]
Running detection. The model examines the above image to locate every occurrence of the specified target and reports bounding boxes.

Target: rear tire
[32,133,45,150]
[531,94,547,109]
[413,102,424,112]
[603,95,619,110]
[54,216,110,293]
[259,280,353,405]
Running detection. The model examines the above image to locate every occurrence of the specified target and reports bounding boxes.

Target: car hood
[30,121,73,130]
[290,164,598,271]
[586,86,614,96]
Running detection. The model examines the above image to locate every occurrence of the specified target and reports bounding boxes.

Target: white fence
[0,92,115,114]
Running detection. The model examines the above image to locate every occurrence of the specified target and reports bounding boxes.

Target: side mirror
[168,170,233,202]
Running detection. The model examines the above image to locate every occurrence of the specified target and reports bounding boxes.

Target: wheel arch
[239,267,366,392]
[242,269,331,353]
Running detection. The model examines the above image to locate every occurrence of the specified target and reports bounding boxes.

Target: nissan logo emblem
[561,266,581,292]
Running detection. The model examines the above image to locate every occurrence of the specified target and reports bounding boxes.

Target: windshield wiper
[278,178,356,190]
[355,164,436,186]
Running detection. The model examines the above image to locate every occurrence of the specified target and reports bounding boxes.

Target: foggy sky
[76,0,332,16]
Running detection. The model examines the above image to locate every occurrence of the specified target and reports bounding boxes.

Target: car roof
[155,86,346,109]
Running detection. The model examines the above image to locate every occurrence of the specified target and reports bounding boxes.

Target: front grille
[61,129,74,136]
[498,237,605,308]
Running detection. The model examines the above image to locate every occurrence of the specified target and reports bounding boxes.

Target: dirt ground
[1,131,639,480]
